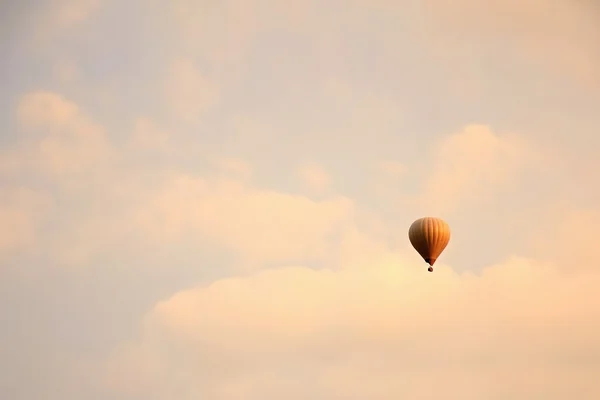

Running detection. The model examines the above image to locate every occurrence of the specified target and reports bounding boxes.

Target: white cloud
[0,188,51,255]
[3,2,600,399]
[296,164,331,192]
[214,157,253,180]
[165,60,220,124]
[168,0,259,79]
[132,117,170,150]
[102,254,600,399]
[30,0,104,47]
[53,59,80,83]
[13,91,112,177]
[17,90,80,130]
[418,124,543,215]
[423,0,600,87]
[134,174,355,267]
[375,160,406,178]
[54,0,102,25]
[530,208,600,273]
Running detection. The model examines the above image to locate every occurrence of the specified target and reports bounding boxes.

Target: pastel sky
[2,0,600,399]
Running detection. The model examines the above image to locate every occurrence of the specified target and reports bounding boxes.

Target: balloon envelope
[408,217,451,266]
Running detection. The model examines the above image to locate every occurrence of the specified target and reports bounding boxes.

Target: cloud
[367,161,408,209]
[12,91,112,177]
[53,59,81,83]
[422,0,600,87]
[168,0,259,79]
[530,208,600,273]
[417,124,544,215]
[29,0,103,48]
[214,157,253,180]
[0,188,50,255]
[165,60,220,124]
[51,0,102,26]
[131,117,170,150]
[17,90,80,129]
[103,254,600,399]
[3,2,600,398]
[375,160,406,178]
[0,91,114,262]
[296,164,331,192]
[134,174,356,267]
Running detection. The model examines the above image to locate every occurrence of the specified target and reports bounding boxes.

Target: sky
[1,0,600,399]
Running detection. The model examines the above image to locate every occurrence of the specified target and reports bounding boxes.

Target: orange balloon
[408,217,451,267]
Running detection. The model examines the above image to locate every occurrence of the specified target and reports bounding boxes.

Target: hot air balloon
[408,217,451,272]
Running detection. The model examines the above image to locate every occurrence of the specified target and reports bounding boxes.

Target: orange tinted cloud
[132,117,170,150]
[375,160,406,178]
[14,91,112,176]
[423,0,600,86]
[165,59,220,124]
[3,2,599,398]
[134,174,355,266]
[0,188,50,255]
[105,254,600,399]
[296,164,331,192]
[418,124,545,215]
[215,157,253,180]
